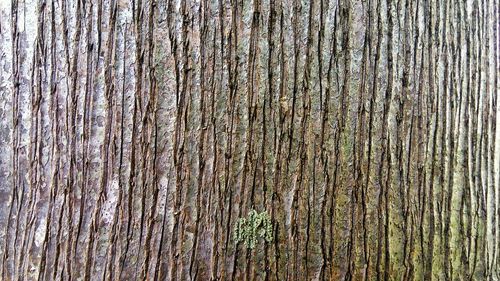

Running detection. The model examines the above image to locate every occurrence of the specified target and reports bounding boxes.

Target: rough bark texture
[0,0,498,280]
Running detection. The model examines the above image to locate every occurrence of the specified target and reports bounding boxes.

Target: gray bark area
[0,0,498,280]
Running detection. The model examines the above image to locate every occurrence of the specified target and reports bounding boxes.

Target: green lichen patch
[233,210,273,249]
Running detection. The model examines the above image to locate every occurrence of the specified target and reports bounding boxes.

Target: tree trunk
[0,0,498,280]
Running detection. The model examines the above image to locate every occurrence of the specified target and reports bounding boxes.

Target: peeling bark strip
[0,0,498,280]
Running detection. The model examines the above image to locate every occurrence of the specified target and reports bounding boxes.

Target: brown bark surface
[0,0,498,280]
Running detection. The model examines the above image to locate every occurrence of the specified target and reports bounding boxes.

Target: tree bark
[0,0,498,280]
